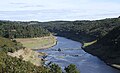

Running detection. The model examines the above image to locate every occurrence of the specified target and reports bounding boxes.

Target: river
[38,36,120,73]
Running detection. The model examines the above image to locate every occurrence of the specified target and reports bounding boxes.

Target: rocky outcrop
[8,48,44,66]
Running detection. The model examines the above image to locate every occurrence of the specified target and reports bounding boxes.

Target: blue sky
[0,0,120,21]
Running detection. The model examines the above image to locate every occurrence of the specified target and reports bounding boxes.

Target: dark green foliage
[65,64,80,73]
[0,22,50,38]
[38,17,120,42]
[84,26,120,65]
[0,37,23,53]
[49,64,62,73]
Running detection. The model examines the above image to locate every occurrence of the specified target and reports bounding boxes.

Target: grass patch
[83,40,97,47]
[15,35,56,49]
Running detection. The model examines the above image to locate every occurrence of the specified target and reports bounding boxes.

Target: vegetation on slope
[38,18,120,42]
[0,37,23,53]
[0,23,50,38]
[0,37,48,73]
[84,26,120,68]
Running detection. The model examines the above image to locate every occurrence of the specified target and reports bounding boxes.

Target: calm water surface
[38,36,120,73]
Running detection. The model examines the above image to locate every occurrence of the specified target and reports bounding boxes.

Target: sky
[0,0,120,21]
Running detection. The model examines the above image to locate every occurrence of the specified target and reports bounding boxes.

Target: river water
[38,36,120,73]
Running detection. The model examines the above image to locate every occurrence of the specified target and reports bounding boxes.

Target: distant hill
[38,17,120,42]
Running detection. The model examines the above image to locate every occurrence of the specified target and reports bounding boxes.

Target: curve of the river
[38,36,120,73]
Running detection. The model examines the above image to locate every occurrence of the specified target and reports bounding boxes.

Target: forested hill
[0,21,50,38]
[1,17,120,40]
[38,17,120,42]
[84,26,120,67]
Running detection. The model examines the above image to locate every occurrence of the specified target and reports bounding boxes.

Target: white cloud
[0,0,120,21]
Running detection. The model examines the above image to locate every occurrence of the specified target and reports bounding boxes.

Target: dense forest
[37,18,120,42]
[0,21,50,38]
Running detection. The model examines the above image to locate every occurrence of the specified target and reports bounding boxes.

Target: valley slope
[84,26,120,69]
[35,17,120,69]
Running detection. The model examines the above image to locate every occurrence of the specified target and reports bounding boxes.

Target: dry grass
[83,40,97,47]
[8,48,43,66]
[15,35,56,49]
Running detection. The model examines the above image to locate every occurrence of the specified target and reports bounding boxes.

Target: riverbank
[55,35,120,70]
[8,35,57,66]
[82,41,120,70]
[15,35,57,50]
[38,36,120,73]
[83,46,120,70]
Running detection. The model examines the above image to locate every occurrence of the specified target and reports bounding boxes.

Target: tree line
[37,17,120,42]
[0,22,50,39]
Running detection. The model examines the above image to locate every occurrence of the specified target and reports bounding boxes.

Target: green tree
[49,64,62,73]
[65,64,80,73]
